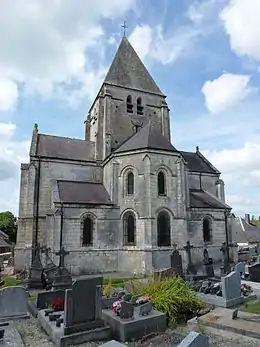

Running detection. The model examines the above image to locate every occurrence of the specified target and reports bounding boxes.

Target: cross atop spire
[121,20,128,37]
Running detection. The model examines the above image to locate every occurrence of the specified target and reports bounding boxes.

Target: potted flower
[50,297,65,311]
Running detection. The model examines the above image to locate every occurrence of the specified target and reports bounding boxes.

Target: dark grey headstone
[177,331,209,347]
[36,289,65,309]
[119,301,134,319]
[170,250,183,276]
[64,277,103,334]
[248,263,260,282]
[0,286,29,321]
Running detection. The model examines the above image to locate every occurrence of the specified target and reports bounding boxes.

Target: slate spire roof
[104,37,164,96]
[114,121,177,154]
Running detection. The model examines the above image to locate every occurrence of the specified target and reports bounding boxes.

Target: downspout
[199,172,202,190]
[224,209,230,262]
[59,202,64,267]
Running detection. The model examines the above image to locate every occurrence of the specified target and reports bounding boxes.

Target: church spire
[103,36,164,96]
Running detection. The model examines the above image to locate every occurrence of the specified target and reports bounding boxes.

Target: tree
[0,211,17,244]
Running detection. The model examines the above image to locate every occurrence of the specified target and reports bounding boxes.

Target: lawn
[0,276,20,288]
[243,300,260,314]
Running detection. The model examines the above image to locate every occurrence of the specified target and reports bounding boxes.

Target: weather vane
[121,20,128,37]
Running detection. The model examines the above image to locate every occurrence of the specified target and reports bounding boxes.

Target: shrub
[130,276,203,325]
[103,278,113,298]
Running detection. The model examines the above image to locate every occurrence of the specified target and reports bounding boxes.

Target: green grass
[103,277,136,287]
[0,276,20,288]
[243,300,260,314]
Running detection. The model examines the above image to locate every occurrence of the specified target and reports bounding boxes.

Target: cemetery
[2,243,260,346]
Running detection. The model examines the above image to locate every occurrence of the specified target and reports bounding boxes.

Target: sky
[0,0,260,217]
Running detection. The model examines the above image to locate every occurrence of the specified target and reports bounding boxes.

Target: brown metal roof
[36,134,94,161]
[114,122,177,154]
[57,181,112,205]
[190,189,230,209]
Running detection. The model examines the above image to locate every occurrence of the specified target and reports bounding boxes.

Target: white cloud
[220,0,260,61]
[129,24,199,65]
[202,73,252,114]
[0,122,30,214]
[202,141,260,215]
[0,80,18,111]
[0,0,136,106]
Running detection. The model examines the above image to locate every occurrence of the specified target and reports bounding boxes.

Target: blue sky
[0,0,260,217]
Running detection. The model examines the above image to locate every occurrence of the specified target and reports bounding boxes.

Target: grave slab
[177,331,209,347]
[0,323,24,347]
[38,309,111,347]
[0,286,30,322]
[190,307,260,340]
[99,340,126,346]
[102,308,166,342]
[197,292,256,308]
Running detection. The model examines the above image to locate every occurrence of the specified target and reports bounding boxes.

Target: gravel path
[15,319,260,347]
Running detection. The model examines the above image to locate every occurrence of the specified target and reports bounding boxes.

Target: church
[14,36,232,276]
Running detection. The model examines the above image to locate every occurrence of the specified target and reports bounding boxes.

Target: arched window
[203,218,212,243]
[157,211,171,247]
[158,171,166,195]
[82,217,93,246]
[126,95,133,113]
[137,97,143,115]
[127,172,134,195]
[123,212,136,245]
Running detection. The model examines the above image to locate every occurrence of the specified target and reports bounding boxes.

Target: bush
[130,276,203,325]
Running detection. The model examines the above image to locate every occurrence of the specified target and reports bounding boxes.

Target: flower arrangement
[136,296,151,306]
[112,299,122,315]
[241,283,253,296]
[50,297,65,311]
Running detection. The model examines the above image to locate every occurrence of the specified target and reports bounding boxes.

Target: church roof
[180,151,219,174]
[57,181,112,205]
[36,134,94,162]
[114,122,177,154]
[231,217,260,243]
[189,189,230,209]
[104,37,164,96]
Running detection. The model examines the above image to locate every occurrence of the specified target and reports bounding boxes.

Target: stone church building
[15,37,232,275]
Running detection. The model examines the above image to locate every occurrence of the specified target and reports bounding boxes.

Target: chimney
[245,214,250,224]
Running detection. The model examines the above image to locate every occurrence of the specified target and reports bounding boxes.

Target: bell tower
[85,36,171,160]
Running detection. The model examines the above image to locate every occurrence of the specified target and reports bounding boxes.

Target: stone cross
[121,20,128,37]
[220,242,229,265]
[55,247,69,268]
[184,241,193,266]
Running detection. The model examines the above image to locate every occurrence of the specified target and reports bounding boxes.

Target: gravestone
[234,262,245,278]
[28,245,43,289]
[177,331,209,347]
[36,289,65,309]
[64,277,103,335]
[203,249,214,278]
[52,247,72,290]
[184,242,197,275]
[220,242,231,275]
[222,271,241,301]
[170,249,183,276]
[119,301,134,319]
[0,286,29,322]
[248,262,260,282]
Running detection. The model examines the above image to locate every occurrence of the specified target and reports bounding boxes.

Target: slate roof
[104,37,164,96]
[114,122,177,154]
[231,217,260,243]
[57,181,112,205]
[180,151,219,174]
[36,134,94,162]
[189,189,230,209]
